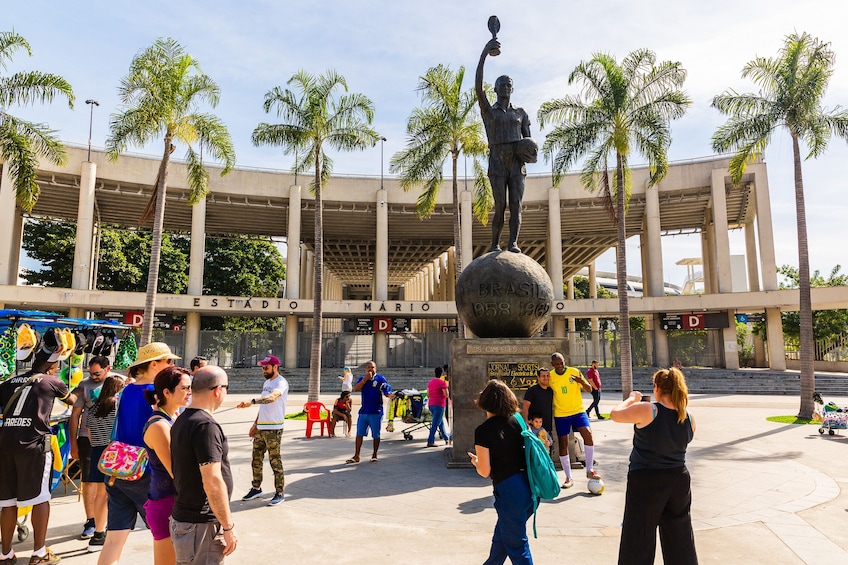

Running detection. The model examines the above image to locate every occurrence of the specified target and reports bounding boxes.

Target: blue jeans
[427,405,450,444]
[484,472,534,565]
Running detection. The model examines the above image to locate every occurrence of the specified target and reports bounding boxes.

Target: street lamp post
[85,99,100,161]
[380,137,387,190]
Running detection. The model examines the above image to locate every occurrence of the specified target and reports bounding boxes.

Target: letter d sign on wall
[374,318,391,332]
[683,313,704,330]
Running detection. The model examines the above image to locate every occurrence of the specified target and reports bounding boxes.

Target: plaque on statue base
[447,337,570,467]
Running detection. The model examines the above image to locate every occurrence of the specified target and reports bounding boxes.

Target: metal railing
[150,328,726,369]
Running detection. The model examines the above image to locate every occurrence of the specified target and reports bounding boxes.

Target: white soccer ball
[587,478,605,495]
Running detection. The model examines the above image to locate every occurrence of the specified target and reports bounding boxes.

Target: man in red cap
[236,355,288,506]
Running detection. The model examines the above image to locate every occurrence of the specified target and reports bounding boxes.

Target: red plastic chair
[303,402,332,438]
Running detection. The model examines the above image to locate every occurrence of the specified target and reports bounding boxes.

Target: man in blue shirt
[345,361,393,464]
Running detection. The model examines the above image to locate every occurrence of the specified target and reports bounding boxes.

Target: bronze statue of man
[475,26,536,254]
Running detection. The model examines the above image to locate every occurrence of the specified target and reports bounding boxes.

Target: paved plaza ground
[12,391,848,564]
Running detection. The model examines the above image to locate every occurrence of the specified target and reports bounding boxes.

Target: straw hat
[128,342,180,368]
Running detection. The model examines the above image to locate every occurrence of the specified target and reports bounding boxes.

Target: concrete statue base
[447,337,569,467]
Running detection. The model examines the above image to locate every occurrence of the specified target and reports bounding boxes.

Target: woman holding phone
[610,367,698,565]
[469,380,534,565]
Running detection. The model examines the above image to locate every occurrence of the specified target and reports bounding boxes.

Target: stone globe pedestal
[455,251,555,338]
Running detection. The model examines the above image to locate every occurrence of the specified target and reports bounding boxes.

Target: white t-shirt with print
[257,374,289,431]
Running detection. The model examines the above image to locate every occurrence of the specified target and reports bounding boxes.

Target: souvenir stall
[0,309,137,541]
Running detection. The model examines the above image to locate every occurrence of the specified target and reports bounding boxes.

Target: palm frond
[0,31,31,70]
[472,158,493,224]
[0,71,75,108]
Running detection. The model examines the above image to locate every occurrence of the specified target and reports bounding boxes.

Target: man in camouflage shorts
[236,355,288,506]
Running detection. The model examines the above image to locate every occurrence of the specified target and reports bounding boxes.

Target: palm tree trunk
[308,149,323,402]
[451,151,465,338]
[615,153,633,398]
[140,137,172,346]
[793,135,815,418]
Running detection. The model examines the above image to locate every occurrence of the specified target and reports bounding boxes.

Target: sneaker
[597,415,607,420]
[80,520,96,539]
[241,487,263,501]
[587,469,602,480]
[88,531,106,552]
[562,478,574,489]
[268,493,285,506]
[28,548,60,564]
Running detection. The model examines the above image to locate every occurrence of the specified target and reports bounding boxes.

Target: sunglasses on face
[89,370,104,377]
[209,384,229,391]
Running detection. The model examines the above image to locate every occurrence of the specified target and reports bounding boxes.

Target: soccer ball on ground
[587,478,605,495]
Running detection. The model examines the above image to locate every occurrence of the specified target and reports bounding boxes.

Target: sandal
[345,458,360,465]
[28,549,60,564]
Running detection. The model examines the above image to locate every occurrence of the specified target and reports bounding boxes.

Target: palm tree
[538,49,690,398]
[106,37,236,346]
[252,69,378,402]
[711,32,848,418]
[389,64,491,286]
[0,31,74,212]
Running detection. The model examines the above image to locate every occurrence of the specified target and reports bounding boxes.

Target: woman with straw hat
[97,343,179,565]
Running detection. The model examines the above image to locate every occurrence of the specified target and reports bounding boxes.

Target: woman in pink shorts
[143,366,192,565]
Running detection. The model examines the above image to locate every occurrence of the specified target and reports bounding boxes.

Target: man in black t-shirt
[0,358,77,565]
[521,367,553,432]
[170,365,236,564]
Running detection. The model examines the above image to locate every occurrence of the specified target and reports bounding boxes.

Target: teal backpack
[514,413,561,537]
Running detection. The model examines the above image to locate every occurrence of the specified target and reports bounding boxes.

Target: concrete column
[283,187,303,369]
[460,190,473,271]
[701,228,713,295]
[710,170,733,294]
[375,189,388,301]
[547,187,565,337]
[0,162,22,287]
[183,196,206,364]
[373,190,389,366]
[446,247,456,302]
[766,307,786,370]
[711,169,739,369]
[751,166,778,291]
[185,312,201,362]
[744,221,760,291]
[286,186,302,299]
[299,244,308,300]
[72,162,97,291]
[567,277,576,332]
[305,249,315,300]
[644,185,668,366]
[644,184,664,296]
[187,198,206,296]
[588,262,600,354]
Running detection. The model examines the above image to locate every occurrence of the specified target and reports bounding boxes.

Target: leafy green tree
[106,37,236,346]
[711,32,848,418]
[21,219,188,293]
[97,229,188,293]
[539,50,690,397]
[22,220,284,331]
[0,31,74,212]
[778,264,848,344]
[390,64,491,283]
[252,70,379,401]
[200,236,286,331]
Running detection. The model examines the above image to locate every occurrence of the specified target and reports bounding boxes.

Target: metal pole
[85,99,99,161]
[380,137,387,190]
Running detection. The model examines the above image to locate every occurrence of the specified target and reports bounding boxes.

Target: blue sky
[7,0,848,287]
